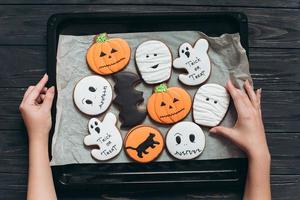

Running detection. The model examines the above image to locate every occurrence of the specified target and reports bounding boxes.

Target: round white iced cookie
[135,40,172,84]
[166,121,205,160]
[193,83,230,127]
[84,112,123,161]
[173,38,211,86]
[73,75,112,115]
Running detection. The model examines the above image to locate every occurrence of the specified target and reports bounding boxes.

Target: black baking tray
[47,12,248,193]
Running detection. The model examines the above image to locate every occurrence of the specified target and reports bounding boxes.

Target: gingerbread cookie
[73,75,112,115]
[86,33,131,75]
[147,84,191,124]
[166,121,205,160]
[84,112,123,161]
[112,71,147,129]
[193,83,230,127]
[173,38,211,86]
[124,125,164,163]
[135,40,172,84]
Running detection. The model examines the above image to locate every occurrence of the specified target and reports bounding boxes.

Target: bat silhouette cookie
[112,71,147,129]
[173,38,211,86]
[84,112,123,161]
[124,125,164,163]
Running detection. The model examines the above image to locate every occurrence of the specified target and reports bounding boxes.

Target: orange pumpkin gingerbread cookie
[124,125,164,163]
[147,83,191,124]
[86,33,131,75]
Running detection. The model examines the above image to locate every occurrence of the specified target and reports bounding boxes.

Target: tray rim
[47,11,249,188]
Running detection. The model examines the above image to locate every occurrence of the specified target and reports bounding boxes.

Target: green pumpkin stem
[154,83,168,93]
[95,33,108,43]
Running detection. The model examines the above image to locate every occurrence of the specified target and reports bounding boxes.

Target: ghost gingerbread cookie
[84,112,123,161]
[173,38,211,86]
[147,83,191,124]
[135,40,172,84]
[166,121,205,160]
[124,125,164,163]
[193,83,230,127]
[86,33,131,75]
[73,75,112,116]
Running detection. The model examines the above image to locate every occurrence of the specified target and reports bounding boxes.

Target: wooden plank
[0,190,27,200]
[0,46,46,88]
[0,6,299,48]
[250,48,300,91]
[0,0,299,8]
[0,89,299,132]
[0,173,299,199]
[0,130,299,174]
[0,46,299,90]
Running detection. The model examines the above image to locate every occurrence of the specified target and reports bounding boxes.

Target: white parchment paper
[51,31,251,166]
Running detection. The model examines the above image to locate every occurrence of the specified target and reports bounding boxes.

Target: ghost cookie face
[173,39,211,86]
[84,112,123,161]
[193,83,230,127]
[147,84,191,124]
[135,40,172,84]
[124,125,164,163]
[166,121,205,160]
[73,75,112,115]
[86,33,131,75]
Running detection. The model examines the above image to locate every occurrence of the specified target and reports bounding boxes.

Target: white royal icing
[73,75,112,115]
[173,38,211,86]
[193,83,230,127]
[135,40,172,84]
[84,112,123,161]
[166,121,205,160]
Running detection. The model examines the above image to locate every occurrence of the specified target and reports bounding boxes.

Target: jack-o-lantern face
[86,33,131,75]
[147,84,191,124]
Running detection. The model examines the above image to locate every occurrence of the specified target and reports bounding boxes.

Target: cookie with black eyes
[173,38,211,86]
[135,40,172,84]
[166,121,205,160]
[73,75,112,115]
[84,112,123,161]
[193,83,230,127]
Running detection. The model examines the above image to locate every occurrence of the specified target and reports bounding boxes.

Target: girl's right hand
[19,74,55,144]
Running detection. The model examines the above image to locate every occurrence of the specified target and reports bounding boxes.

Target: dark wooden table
[0,1,299,199]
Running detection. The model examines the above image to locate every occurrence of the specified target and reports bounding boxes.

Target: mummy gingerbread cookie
[147,84,191,124]
[166,121,205,160]
[135,40,172,84]
[193,83,230,127]
[124,125,164,163]
[86,33,131,75]
[73,75,112,115]
[173,38,211,86]
[84,112,123,161]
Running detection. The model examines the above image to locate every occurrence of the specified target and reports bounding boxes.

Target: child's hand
[19,74,55,144]
[210,80,270,160]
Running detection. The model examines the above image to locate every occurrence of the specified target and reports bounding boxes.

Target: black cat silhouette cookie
[124,125,164,163]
